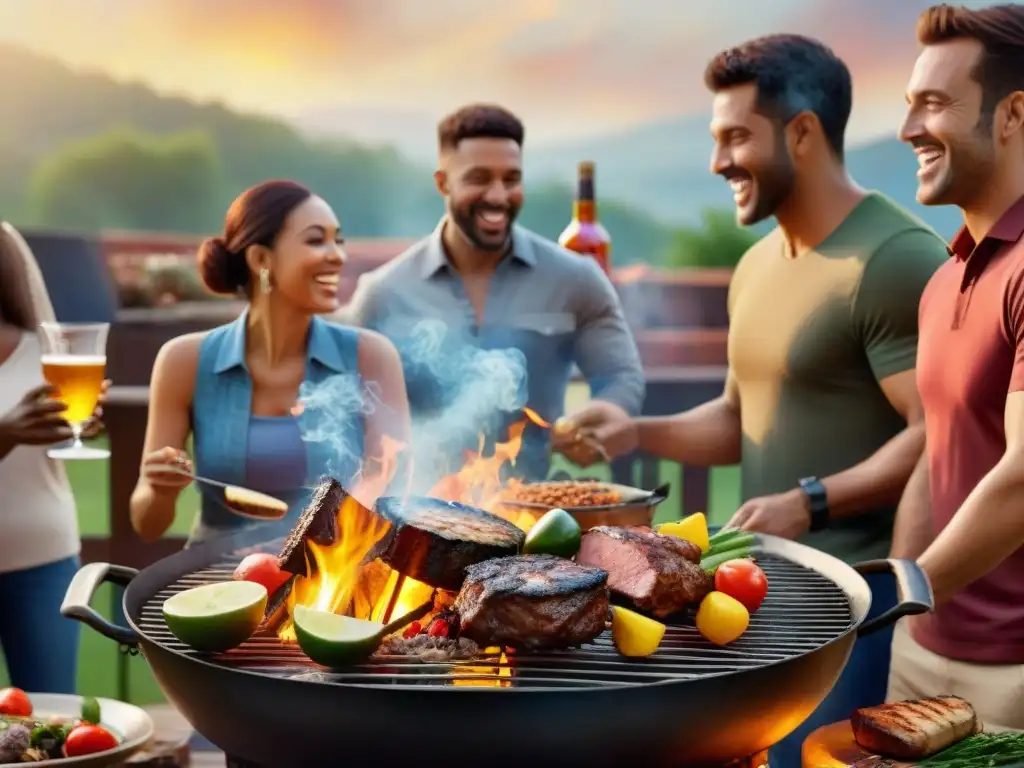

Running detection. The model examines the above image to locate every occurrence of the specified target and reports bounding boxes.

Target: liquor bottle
[558,161,611,275]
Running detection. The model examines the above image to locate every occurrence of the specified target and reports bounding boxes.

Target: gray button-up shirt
[343,219,644,482]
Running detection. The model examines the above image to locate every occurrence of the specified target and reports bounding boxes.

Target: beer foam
[40,354,107,365]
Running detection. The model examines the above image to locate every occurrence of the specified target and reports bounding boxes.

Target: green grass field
[0,386,742,704]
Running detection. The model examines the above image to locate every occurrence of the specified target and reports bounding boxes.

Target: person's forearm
[129,483,179,543]
[918,449,1024,606]
[635,396,742,466]
[819,422,925,518]
[890,451,933,559]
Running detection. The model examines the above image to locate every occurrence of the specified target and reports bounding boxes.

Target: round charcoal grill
[62,527,931,768]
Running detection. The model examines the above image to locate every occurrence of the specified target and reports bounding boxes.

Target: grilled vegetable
[611,606,666,657]
[695,591,750,645]
[522,507,582,558]
[64,724,118,757]
[0,688,31,717]
[700,533,756,574]
[162,580,267,653]
[714,560,768,613]
[30,722,72,759]
[234,553,291,594]
[656,512,710,553]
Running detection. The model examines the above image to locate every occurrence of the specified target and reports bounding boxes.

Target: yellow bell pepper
[695,591,750,646]
[656,512,710,553]
[611,606,666,657]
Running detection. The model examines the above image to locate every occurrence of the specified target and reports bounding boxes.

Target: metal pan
[494,481,671,530]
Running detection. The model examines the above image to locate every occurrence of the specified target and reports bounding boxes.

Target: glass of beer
[38,321,110,460]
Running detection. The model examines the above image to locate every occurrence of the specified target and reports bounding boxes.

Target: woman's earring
[259,267,272,295]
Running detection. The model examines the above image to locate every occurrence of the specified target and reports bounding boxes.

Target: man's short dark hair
[437,104,525,152]
[917,3,1024,121]
[704,34,852,159]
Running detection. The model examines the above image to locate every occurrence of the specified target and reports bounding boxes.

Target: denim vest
[189,311,364,544]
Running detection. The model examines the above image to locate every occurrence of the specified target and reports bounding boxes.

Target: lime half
[163,580,267,653]
[522,507,582,558]
[293,605,385,668]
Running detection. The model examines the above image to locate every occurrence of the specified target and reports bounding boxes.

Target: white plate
[1,693,153,767]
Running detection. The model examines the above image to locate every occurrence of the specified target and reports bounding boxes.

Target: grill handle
[852,558,934,638]
[61,562,141,649]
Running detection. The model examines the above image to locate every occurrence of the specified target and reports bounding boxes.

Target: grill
[138,540,854,690]
[63,527,931,767]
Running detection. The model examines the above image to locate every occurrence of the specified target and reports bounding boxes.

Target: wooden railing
[82,367,728,571]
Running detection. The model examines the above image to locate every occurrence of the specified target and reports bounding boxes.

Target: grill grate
[138,546,853,691]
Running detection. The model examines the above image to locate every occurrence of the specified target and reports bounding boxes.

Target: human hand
[80,379,111,439]
[726,489,811,540]
[0,384,73,451]
[141,446,193,493]
[553,401,635,467]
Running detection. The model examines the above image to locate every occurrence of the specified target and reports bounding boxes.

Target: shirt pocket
[510,312,577,336]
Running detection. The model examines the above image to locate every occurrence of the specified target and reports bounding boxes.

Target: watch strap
[798,476,830,532]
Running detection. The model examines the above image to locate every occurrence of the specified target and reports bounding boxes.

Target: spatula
[169,466,289,521]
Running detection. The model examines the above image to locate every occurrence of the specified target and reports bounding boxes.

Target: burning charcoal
[376,634,481,661]
[370,496,525,591]
[453,554,609,650]
[260,574,297,632]
[277,477,345,575]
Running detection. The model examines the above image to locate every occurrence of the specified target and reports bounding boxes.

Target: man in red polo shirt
[890,3,1024,729]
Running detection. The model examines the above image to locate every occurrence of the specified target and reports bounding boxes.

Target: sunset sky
[0,0,1009,151]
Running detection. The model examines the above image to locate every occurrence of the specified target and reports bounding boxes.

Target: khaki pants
[887,619,1024,732]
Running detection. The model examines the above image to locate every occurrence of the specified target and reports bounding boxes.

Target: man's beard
[916,118,996,208]
[450,202,519,252]
[725,142,796,227]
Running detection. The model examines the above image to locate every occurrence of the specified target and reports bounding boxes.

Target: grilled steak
[851,696,980,760]
[453,554,609,649]
[371,496,525,590]
[575,525,710,618]
[277,476,345,575]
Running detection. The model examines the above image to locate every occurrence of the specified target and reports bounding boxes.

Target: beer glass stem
[69,422,84,451]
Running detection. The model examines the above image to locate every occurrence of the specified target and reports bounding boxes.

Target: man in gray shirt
[343,104,644,482]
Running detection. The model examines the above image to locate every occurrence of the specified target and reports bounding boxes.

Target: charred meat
[575,526,710,618]
[851,695,980,760]
[453,554,609,649]
[372,496,525,591]
[277,477,346,575]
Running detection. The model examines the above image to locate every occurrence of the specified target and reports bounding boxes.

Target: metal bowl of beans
[493,481,670,531]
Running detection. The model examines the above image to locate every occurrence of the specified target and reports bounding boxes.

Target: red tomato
[714,560,768,613]
[0,687,32,716]
[64,724,119,757]
[233,553,289,594]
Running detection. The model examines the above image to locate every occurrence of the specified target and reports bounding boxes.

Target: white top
[0,332,80,573]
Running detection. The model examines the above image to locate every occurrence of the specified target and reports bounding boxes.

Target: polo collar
[949,193,1024,261]
[212,309,345,374]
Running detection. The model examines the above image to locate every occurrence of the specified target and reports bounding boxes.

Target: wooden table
[128,705,225,767]
[803,721,919,767]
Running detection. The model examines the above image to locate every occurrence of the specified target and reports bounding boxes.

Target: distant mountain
[525,116,964,239]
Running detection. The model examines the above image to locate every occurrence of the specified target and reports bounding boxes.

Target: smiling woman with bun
[129,180,410,545]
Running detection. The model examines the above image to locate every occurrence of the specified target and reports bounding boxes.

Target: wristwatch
[798,476,830,532]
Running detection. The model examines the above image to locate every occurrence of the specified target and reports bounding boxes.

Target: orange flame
[277,417,539,644]
[522,407,550,429]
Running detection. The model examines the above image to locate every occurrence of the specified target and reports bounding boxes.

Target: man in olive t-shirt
[728,193,944,564]
[566,35,947,768]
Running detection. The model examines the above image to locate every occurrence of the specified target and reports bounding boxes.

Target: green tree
[666,208,759,269]
[27,128,225,233]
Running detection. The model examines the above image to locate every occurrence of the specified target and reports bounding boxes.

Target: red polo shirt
[913,194,1024,663]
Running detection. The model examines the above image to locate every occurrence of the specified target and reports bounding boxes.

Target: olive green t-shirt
[727,192,948,563]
